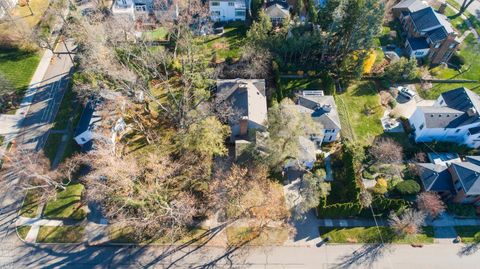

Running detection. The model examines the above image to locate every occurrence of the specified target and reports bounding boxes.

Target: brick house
[393,1,461,64]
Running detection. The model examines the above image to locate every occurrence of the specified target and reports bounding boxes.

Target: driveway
[391,85,435,119]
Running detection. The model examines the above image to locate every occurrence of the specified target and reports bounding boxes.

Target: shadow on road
[458,243,480,257]
[336,243,393,269]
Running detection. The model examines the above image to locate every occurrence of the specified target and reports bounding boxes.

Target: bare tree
[369,137,404,163]
[454,0,475,17]
[416,192,446,219]
[388,209,426,237]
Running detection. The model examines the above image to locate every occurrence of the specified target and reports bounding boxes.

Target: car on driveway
[398,86,416,100]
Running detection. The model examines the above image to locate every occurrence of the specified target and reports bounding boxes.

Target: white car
[398,86,416,100]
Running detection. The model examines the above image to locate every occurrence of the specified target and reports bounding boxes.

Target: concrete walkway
[324,152,334,182]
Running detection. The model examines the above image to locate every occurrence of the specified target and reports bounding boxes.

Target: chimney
[467,107,477,117]
[239,116,248,136]
[238,82,248,91]
[438,3,447,14]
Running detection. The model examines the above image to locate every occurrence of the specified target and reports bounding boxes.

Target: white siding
[210,0,246,21]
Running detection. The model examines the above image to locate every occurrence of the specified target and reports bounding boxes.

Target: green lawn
[43,183,87,220]
[279,77,323,97]
[16,226,31,241]
[19,191,40,218]
[143,27,169,41]
[445,7,469,34]
[335,82,384,144]
[0,48,40,91]
[37,225,85,243]
[198,23,247,62]
[43,133,63,164]
[319,226,434,244]
[424,34,480,99]
[52,83,78,130]
[446,0,480,33]
[226,226,289,246]
[109,225,209,245]
[454,226,480,243]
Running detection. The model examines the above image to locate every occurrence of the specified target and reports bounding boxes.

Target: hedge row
[318,196,410,218]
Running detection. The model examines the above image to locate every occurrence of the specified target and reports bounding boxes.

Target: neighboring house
[417,155,480,205]
[294,90,341,147]
[74,102,101,152]
[216,79,267,142]
[264,0,290,26]
[112,0,178,21]
[209,0,247,22]
[393,0,460,64]
[409,87,480,148]
[284,136,317,170]
[0,0,17,19]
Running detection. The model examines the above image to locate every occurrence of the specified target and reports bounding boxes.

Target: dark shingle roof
[417,163,453,192]
[407,37,429,50]
[295,93,341,130]
[427,27,448,43]
[466,156,480,166]
[393,0,427,12]
[450,162,480,195]
[265,3,290,19]
[410,7,442,32]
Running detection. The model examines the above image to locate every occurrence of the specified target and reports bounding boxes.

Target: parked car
[398,86,416,100]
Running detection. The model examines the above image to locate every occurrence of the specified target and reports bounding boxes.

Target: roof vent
[303,90,324,97]
[238,82,248,91]
[467,107,477,117]
[322,104,332,112]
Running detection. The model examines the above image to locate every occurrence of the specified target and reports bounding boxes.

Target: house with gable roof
[409,87,480,148]
[393,0,460,64]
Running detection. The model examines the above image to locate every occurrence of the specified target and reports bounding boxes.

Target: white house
[209,0,246,22]
[409,87,480,148]
[216,79,267,142]
[294,90,341,148]
[112,0,178,21]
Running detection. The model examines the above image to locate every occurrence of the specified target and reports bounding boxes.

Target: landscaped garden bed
[454,226,480,243]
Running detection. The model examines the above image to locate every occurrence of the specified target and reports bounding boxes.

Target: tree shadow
[336,243,393,269]
[458,243,480,257]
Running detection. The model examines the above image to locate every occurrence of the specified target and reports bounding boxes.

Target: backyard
[197,22,247,62]
[335,82,384,144]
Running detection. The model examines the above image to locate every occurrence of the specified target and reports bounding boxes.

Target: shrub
[362,170,375,179]
[388,99,397,109]
[395,180,420,195]
[318,202,362,218]
[367,165,379,174]
[388,176,402,191]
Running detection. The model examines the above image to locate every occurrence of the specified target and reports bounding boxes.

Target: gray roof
[417,163,453,192]
[393,0,427,13]
[295,92,341,130]
[216,79,267,127]
[419,87,480,128]
[450,162,480,195]
[265,3,289,19]
[466,156,480,166]
[409,7,456,42]
[407,37,429,50]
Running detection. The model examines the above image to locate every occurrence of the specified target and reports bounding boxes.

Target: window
[135,5,146,11]
[235,10,245,16]
[211,11,220,16]
[211,1,220,6]
[228,2,234,6]
[419,124,424,130]
[415,51,424,56]
[81,137,86,142]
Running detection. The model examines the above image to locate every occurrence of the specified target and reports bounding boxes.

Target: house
[393,0,460,64]
[294,90,341,147]
[392,0,428,18]
[112,0,178,21]
[409,87,480,148]
[209,0,247,22]
[74,101,101,152]
[216,79,267,142]
[417,155,480,205]
[264,0,290,26]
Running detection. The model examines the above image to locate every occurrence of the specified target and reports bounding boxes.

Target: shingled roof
[450,162,480,195]
[417,163,454,192]
[408,7,455,43]
[295,92,341,130]
[393,0,428,13]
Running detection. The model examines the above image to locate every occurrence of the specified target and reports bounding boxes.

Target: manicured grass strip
[0,48,40,92]
[44,183,87,220]
[226,227,289,246]
[454,226,480,243]
[319,226,434,244]
[37,225,85,243]
[43,133,63,164]
[17,226,31,241]
[199,23,247,61]
[52,82,79,130]
[143,27,169,41]
[19,191,40,218]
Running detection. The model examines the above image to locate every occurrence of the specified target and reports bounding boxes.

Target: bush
[447,203,477,217]
[318,202,363,218]
[395,180,420,195]
[362,170,375,179]
[388,99,397,109]
[367,165,380,174]
[388,176,403,191]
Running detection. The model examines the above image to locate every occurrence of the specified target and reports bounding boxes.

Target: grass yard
[37,225,85,243]
[109,224,209,245]
[226,226,289,246]
[335,82,384,144]
[445,7,469,34]
[143,27,169,41]
[43,183,87,220]
[424,34,480,99]
[198,23,247,62]
[446,0,480,33]
[454,226,480,243]
[19,191,40,218]
[319,226,434,244]
[52,83,78,130]
[43,133,63,164]
[279,77,323,97]
[16,226,31,241]
[0,48,40,91]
